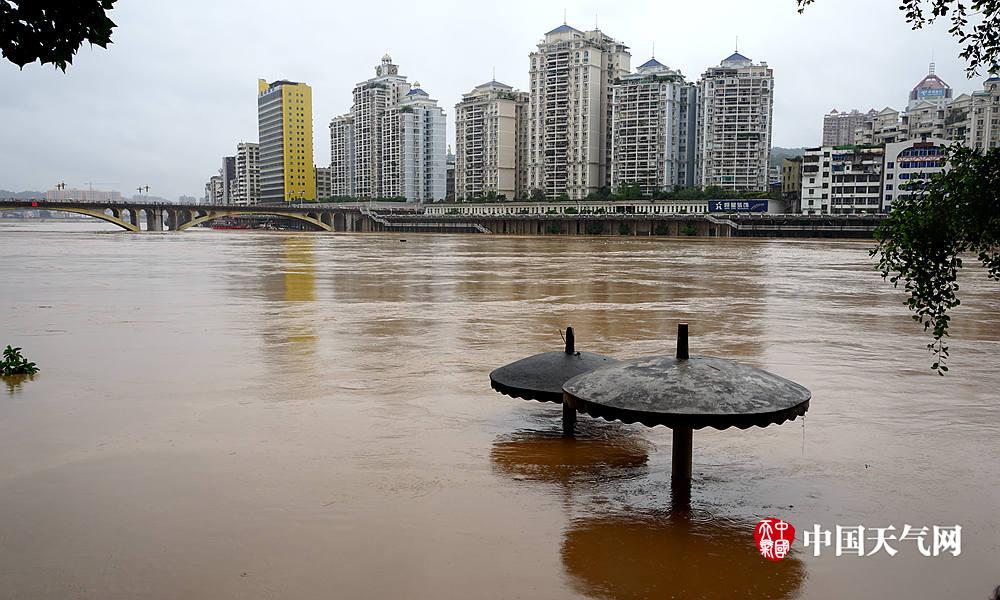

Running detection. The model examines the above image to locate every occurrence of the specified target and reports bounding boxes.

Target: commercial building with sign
[882,137,949,211]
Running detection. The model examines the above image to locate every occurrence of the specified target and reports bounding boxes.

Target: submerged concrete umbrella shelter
[562,324,810,488]
[489,327,619,432]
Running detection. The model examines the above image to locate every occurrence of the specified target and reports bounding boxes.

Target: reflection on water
[562,511,806,600]
[492,425,805,600]
[3,373,35,395]
[491,424,652,485]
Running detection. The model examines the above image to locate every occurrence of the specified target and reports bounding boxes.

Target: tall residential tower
[611,58,697,194]
[454,80,529,200]
[696,51,774,191]
[527,24,630,199]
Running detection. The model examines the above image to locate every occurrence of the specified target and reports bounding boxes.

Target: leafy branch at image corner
[0,1,118,71]
[798,0,1000,76]
[871,145,1000,375]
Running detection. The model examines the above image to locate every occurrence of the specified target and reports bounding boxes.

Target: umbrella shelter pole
[671,426,693,485]
[562,399,576,435]
[561,326,577,435]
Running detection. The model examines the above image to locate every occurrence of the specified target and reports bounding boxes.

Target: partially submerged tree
[0,1,117,71]
[872,146,999,374]
[798,0,1000,75]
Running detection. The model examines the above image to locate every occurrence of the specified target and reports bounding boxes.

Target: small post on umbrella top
[676,323,689,360]
[565,326,575,354]
[673,322,693,490]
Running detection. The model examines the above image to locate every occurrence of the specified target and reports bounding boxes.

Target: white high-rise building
[855,107,904,145]
[696,51,774,191]
[380,85,447,202]
[331,55,412,199]
[965,76,1000,150]
[611,57,698,195]
[315,166,332,200]
[455,80,529,200]
[232,142,260,206]
[822,109,874,146]
[329,115,355,196]
[527,24,631,199]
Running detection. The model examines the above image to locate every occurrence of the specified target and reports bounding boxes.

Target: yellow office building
[257,79,316,202]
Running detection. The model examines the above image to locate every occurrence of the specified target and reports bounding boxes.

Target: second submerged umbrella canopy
[562,354,810,430]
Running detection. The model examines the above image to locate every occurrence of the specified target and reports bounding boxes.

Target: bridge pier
[147,209,164,231]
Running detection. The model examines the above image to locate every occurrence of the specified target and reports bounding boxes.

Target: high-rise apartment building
[205,174,224,204]
[330,56,446,201]
[380,86,447,202]
[696,51,774,191]
[331,56,413,199]
[527,24,631,199]
[232,142,260,206]
[854,107,904,145]
[822,109,874,146]
[315,166,332,200]
[220,156,237,204]
[611,58,697,195]
[257,79,315,203]
[965,76,1000,150]
[329,115,355,196]
[455,80,529,200]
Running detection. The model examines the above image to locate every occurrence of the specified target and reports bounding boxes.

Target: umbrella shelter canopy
[561,323,811,489]
[490,350,620,404]
[561,355,810,431]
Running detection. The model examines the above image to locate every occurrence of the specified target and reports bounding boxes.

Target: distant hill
[0,190,44,199]
[770,147,805,167]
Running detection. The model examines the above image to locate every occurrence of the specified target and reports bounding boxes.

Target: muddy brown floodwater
[0,221,998,599]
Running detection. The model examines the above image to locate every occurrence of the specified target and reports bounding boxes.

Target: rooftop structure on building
[907,62,953,111]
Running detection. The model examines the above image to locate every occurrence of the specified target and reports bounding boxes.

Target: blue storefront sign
[708,200,768,213]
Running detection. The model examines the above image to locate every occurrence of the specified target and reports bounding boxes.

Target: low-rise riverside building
[800,145,885,215]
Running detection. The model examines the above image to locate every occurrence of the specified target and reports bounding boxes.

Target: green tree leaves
[0,1,117,71]
[1,346,39,376]
[872,146,1000,374]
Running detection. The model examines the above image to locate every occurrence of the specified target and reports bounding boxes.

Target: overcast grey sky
[0,0,981,199]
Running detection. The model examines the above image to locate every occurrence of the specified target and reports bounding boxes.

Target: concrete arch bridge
[0,200,383,232]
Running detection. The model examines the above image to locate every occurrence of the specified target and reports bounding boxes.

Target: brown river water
[0,221,997,599]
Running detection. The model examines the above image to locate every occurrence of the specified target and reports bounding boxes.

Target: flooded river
[0,222,997,599]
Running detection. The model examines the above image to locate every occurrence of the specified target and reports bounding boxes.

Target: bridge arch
[175,210,333,232]
[0,206,140,232]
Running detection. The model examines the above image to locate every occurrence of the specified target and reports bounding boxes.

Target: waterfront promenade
[0,198,886,238]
